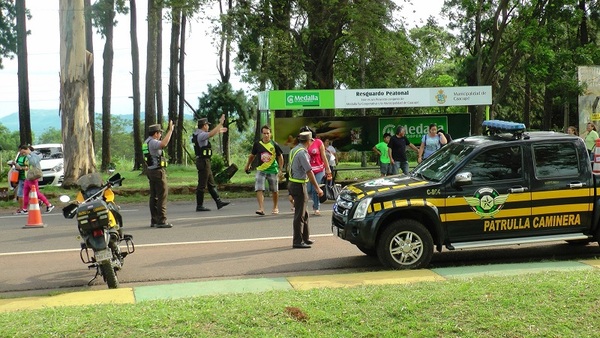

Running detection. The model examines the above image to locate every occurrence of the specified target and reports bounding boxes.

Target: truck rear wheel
[377,219,433,270]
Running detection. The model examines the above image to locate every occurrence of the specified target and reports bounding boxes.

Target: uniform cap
[198,118,211,127]
[298,131,313,141]
[148,124,163,133]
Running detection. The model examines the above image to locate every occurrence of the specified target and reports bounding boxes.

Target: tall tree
[59,0,96,186]
[335,0,413,91]
[144,0,159,131]
[446,0,554,133]
[15,0,31,145]
[130,0,144,170]
[0,1,18,69]
[167,6,181,163]
[216,0,235,164]
[84,0,96,143]
[176,12,186,164]
[234,0,300,118]
[92,0,117,171]
[166,1,200,165]
[155,4,163,125]
[300,0,349,93]
[196,82,252,165]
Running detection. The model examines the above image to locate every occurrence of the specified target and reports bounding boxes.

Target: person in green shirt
[582,122,599,161]
[13,149,28,214]
[373,133,392,176]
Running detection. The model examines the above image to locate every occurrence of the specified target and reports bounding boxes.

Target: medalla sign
[263,86,491,110]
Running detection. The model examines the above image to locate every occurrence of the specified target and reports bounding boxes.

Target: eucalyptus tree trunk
[155,5,163,126]
[16,0,32,145]
[176,13,187,164]
[167,7,180,163]
[60,0,96,187]
[144,0,159,130]
[101,0,115,172]
[217,0,233,166]
[130,0,144,170]
[84,0,95,143]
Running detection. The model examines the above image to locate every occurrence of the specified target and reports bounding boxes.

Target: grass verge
[1,270,599,336]
[0,162,386,208]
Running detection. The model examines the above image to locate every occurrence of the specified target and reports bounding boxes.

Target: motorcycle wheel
[100,260,119,289]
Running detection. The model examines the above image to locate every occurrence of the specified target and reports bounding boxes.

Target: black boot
[217,200,230,210]
[208,186,230,210]
[196,190,211,212]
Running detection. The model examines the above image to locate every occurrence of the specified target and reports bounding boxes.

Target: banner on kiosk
[274,114,471,152]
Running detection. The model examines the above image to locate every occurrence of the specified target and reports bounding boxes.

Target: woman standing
[300,126,331,216]
[567,126,578,135]
[582,122,599,160]
[418,123,447,163]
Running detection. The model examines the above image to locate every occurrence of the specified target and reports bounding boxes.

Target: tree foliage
[0,123,20,152]
[37,127,62,144]
[0,0,17,69]
[195,81,252,163]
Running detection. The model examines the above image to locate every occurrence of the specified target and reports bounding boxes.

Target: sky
[0,0,445,118]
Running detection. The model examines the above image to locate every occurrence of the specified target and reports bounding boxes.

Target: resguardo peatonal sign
[260,86,492,110]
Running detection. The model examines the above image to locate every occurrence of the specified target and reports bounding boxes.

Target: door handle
[567,182,585,188]
[508,187,528,193]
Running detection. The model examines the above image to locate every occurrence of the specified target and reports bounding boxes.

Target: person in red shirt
[299,126,331,216]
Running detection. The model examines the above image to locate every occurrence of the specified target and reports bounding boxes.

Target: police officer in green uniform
[144,121,174,228]
[192,115,230,211]
[288,131,323,249]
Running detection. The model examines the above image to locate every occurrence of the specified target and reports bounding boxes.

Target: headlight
[352,197,372,220]
[336,196,353,209]
[52,162,64,172]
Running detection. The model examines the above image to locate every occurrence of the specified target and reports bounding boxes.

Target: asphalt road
[1,197,599,295]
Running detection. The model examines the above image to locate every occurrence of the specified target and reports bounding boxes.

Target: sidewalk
[2,259,599,313]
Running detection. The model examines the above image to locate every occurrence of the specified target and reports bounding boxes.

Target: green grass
[1,270,600,336]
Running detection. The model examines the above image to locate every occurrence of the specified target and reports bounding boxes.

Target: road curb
[2,259,600,313]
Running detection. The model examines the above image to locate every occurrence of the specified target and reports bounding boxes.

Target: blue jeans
[307,170,325,211]
[391,161,409,175]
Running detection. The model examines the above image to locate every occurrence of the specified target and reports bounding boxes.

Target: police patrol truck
[331,120,599,269]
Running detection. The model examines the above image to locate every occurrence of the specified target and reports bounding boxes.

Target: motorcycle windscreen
[77,172,103,192]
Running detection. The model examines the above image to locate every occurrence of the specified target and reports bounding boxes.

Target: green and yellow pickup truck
[332,120,598,269]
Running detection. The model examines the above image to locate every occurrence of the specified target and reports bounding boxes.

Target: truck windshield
[412,143,475,182]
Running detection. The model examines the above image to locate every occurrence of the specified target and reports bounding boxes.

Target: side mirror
[62,203,78,219]
[107,173,123,186]
[453,172,473,188]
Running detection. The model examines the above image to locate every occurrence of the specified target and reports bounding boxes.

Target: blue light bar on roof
[482,120,526,132]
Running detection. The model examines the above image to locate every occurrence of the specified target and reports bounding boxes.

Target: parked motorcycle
[61,172,134,289]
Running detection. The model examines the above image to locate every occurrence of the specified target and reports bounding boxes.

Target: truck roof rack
[482,120,526,139]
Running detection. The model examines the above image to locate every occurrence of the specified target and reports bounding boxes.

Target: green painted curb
[134,277,293,302]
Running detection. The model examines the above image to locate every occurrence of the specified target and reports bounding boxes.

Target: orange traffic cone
[23,185,46,228]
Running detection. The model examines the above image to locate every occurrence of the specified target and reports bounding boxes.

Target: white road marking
[0,233,333,257]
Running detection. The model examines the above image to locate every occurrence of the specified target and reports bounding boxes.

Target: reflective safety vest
[288,147,308,183]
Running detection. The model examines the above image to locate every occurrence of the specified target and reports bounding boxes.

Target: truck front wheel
[377,219,433,270]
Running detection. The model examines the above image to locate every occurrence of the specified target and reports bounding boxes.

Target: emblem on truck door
[464,187,510,218]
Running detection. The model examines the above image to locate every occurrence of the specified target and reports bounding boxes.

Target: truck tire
[356,245,378,257]
[100,260,119,289]
[377,219,433,270]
